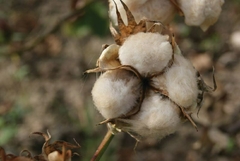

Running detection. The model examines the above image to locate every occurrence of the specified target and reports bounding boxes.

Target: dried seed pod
[92,70,142,119]
[33,131,80,161]
[119,32,173,76]
[178,0,225,31]
[109,0,176,26]
[0,147,34,161]
[118,92,181,139]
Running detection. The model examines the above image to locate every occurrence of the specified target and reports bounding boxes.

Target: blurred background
[0,0,240,161]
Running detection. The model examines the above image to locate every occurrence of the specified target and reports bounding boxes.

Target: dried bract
[33,131,80,161]
[0,147,34,161]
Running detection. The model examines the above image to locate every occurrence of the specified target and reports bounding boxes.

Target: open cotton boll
[119,32,173,76]
[119,92,181,139]
[109,0,176,26]
[92,70,141,119]
[178,0,224,31]
[166,54,198,109]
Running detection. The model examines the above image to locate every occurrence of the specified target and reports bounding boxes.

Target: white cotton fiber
[120,92,181,139]
[92,70,141,119]
[178,0,224,31]
[166,54,198,109]
[119,32,173,76]
[109,0,176,26]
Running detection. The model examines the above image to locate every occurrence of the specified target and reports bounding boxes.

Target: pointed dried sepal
[111,0,147,45]
[32,130,51,142]
[0,147,34,161]
[169,0,184,16]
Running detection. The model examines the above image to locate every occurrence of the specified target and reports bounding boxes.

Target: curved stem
[90,129,115,161]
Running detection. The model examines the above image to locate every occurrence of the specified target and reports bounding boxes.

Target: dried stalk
[90,129,115,161]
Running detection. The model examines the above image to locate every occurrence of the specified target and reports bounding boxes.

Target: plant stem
[90,129,115,161]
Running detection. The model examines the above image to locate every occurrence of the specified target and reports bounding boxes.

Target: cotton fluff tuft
[166,54,198,109]
[109,0,176,26]
[120,92,181,139]
[92,70,141,119]
[178,0,224,31]
[119,32,173,76]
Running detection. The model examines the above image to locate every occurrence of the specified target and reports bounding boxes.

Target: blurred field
[0,0,240,161]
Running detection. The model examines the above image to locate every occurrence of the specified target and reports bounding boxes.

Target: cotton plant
[87,1,217,160]
[109,0,224,31]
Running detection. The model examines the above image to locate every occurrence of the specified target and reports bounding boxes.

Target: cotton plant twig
[2,0,94,56]
[90,125,115,161]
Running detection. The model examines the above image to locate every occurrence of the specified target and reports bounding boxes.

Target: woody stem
[90,129,115,161]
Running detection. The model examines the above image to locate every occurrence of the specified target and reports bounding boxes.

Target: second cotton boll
[109,0,176,26]
[109,0,224,31]
[178,0,225,31]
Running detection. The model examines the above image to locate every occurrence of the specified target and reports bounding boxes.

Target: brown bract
[110,0,152,45]
[0,131,80,161]
[32,131,80,161]
[0,147,33,161]
[169,0,184,16]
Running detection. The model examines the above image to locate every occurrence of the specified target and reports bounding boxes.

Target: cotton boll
[92,70,141,119]
[119,32,173,76]
[166,54,198,109]
[119,92,181,139]
[178,0,224,31]
[109,0,176,26]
